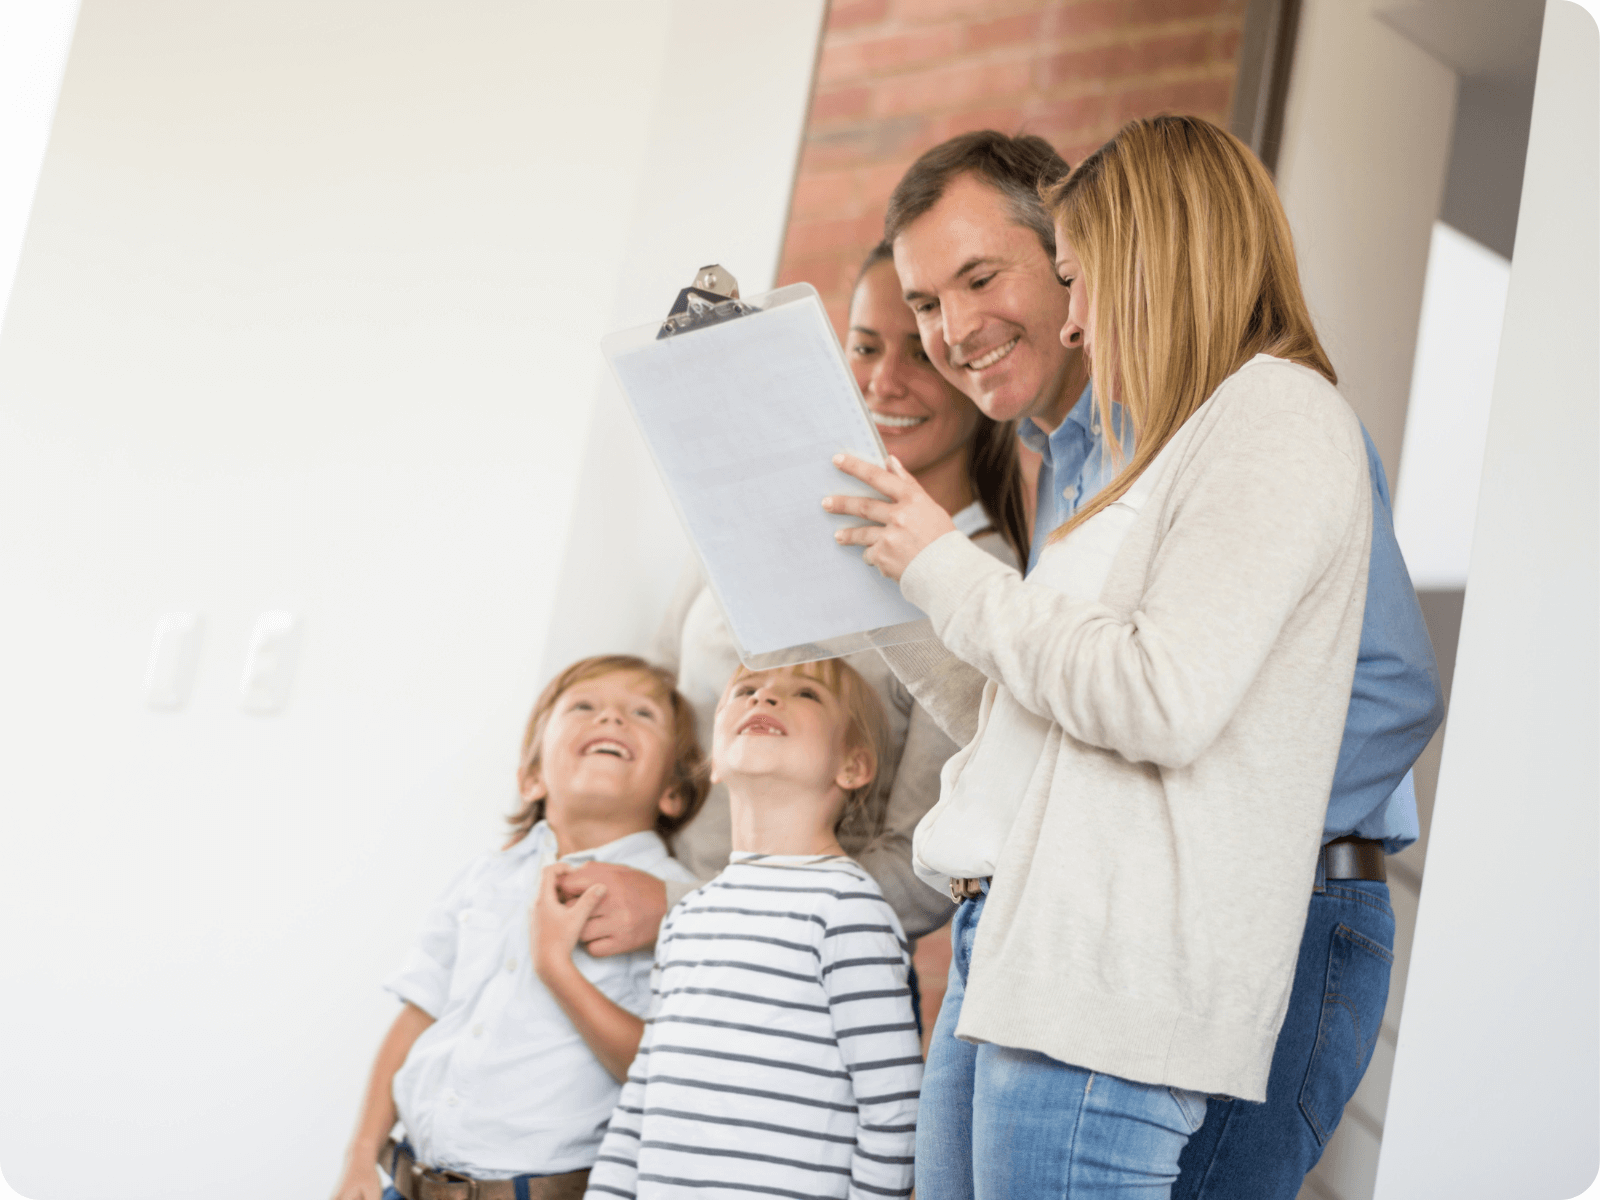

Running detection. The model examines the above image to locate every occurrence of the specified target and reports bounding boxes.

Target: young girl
[330,655,707,1200]
[585,660,921,1200]
[829,115,1376,1196]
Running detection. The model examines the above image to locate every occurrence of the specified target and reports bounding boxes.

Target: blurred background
[0,3,1592,1199]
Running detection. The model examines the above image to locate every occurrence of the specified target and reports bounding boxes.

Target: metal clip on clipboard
[657,264,759,339]
[604,265,933,669]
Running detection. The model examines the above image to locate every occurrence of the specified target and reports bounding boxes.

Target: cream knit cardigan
[884,356,1372,1101]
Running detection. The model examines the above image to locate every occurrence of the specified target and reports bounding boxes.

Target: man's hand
[824,454,957,582]
[556,862,668,957]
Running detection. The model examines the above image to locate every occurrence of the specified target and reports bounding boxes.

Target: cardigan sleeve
[900,404,1369,770]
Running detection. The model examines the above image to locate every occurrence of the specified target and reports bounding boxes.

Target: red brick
[1123,31,1216,71]
[934,105,1029,142]
[1126,0,1229,21]
[874,60,1034,117]
[800,114,929,170]
[1217,26,1241,64]
[789,169,862,220]
[861,159,918,210]
[1027,95,1108,134]
[783,213,886,259]
[1049,0,1127,38]
[1112,76,1234,121]
[891,0,1006,23]
[829,0,891,30]
[964,12,1047,51]
[819,29,964,84]
[812,85,873,123]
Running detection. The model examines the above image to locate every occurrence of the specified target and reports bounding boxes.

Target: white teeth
[585,739,631,759]
[873,413,927,429]
[967,337,1020,371]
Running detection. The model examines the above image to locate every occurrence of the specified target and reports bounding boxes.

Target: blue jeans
[917,889,1208,1198]
[1172,878,1395,1200]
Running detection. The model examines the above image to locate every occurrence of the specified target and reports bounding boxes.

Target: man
[880,130,1442,1199]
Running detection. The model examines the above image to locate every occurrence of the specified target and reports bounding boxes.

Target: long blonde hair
[1044,115,1335,542]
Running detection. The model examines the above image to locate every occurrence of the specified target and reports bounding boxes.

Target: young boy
[330,654,707,1200]
[585,660,922,1200]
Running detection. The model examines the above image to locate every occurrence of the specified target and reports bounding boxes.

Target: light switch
[240,611,303,715]
[144,612,204,711]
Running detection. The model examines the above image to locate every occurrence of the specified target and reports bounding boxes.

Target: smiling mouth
[963,337,1020,372]
[872,412,927,430]
[737,715,787,737]
[581,738,633,760]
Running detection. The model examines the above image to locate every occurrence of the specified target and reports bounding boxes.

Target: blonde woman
[827,116,1377,1196]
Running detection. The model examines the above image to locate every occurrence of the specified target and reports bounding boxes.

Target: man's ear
[657,783,687,821]
[517,766,545,804]
[835,747,874,793]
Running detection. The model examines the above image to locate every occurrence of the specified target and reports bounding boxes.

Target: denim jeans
[917,889,1208,1198]
[1172,877,1395,1200]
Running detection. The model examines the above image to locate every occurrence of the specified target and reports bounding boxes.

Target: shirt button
[504,958,516,973]
[472,1023,484,1038]
[445,1091,458,1107]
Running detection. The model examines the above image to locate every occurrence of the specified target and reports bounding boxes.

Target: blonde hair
[1043,115,1335,542]
[509,655,709,848]
[721,659,892,844]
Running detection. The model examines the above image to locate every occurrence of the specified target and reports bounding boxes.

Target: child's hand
[532,862,607,984]
[329,1162,384,1200]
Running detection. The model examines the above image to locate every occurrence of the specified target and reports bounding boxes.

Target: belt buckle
[949,877,982,904]
[418,1164,479,1200]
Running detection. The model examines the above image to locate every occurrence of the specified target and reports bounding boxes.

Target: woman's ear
[835,747,874,793]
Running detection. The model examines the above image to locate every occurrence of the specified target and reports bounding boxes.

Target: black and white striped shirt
[585,854,921,1199]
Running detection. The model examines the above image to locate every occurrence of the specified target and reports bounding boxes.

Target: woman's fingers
[822,493,894,523]
[832,452,908,499]
[833,523,882,547]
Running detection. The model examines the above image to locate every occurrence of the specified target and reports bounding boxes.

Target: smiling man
[886,133,1123,569]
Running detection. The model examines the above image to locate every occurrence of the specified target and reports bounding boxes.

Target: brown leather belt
[1322,834,1387,882]
[381,1138,589,1200]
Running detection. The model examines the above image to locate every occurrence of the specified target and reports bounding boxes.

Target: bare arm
[533,864,645,1082]
[330,1002,435,1200]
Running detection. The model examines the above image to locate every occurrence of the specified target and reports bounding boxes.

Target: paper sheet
[605,288,927,661]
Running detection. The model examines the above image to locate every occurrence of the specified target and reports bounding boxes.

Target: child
[586,660,922,1200]
[330,654,707,1200]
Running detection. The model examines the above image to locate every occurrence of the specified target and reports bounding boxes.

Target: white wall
[1391,222,1512,591]
[0,3,822,1197]
[1374,2,1599,1195]
[1273,0,1457,487]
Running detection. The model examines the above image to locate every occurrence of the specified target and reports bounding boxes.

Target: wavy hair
[1043,115,1335,541]
[508,654,709,849]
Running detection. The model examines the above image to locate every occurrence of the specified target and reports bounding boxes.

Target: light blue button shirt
[1019,384,1442,851]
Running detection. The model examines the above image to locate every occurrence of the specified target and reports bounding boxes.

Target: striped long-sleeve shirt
[584,853,922,1200]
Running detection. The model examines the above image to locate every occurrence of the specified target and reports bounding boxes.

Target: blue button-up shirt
[1019,384,1442,851]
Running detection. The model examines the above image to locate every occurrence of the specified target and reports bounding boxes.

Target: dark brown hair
[883,130,1072,256]
[508,654,709,848]
[853,241,1031,566]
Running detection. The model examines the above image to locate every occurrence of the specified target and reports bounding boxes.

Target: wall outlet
[239,611,303,715]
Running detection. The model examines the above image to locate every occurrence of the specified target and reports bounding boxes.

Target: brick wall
[777,0,1247,334]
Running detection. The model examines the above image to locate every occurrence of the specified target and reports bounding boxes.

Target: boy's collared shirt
[385,821,699,1178]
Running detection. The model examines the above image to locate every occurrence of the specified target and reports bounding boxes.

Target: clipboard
[602,266,933,669]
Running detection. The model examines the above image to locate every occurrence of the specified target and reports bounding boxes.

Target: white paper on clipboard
[602,282,932,668]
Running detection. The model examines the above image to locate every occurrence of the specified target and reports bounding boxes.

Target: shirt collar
[511,820,669,866]
[1018,381,1097,459]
